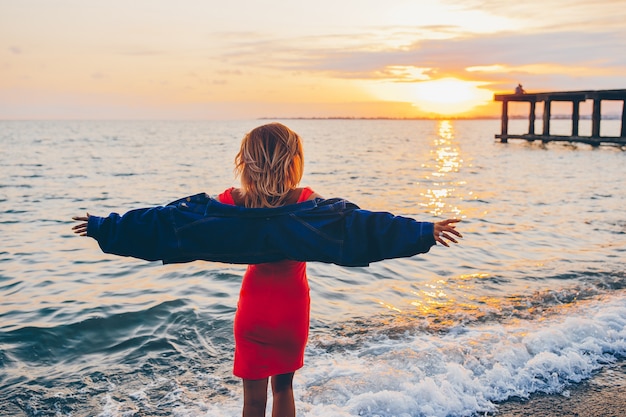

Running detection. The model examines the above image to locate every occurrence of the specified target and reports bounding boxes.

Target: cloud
[204,22,626,99]
[312,30,625,73]
[210,23,625,83]
[447,0,625,30]
[9,46,22,54]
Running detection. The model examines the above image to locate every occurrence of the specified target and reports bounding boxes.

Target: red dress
[218,187,314,379]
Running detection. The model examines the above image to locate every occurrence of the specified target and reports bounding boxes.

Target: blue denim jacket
[86,193,436,267]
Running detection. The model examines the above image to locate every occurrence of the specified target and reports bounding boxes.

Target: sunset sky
[1,0,625,119]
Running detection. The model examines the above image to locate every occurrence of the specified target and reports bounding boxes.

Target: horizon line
[1,115,623,122]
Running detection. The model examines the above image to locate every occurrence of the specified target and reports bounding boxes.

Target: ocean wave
[300,292,626,417]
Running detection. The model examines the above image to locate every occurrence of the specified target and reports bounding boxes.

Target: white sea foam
[97,394,138,417]
[294,295,626,417]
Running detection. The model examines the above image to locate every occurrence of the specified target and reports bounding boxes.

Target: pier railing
[494,89,626,146]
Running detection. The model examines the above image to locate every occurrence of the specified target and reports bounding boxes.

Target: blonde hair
[235,123,304,208]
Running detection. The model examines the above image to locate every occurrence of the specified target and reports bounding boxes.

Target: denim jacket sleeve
[86,205,181,262]
[86,193,436,267]
[342,209,436,265]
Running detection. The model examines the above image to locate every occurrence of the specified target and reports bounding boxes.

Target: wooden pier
[494,89,626,146]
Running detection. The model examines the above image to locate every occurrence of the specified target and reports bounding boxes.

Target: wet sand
[493,362,626,417]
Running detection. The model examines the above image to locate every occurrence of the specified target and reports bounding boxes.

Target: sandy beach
[494,362,626,417]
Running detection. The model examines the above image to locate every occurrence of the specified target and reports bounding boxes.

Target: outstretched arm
[434,219,462,247]
[70,196,463,266]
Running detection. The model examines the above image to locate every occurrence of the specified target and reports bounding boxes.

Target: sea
[0,119,624,417]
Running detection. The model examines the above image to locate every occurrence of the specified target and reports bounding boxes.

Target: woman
[218,123,321,416]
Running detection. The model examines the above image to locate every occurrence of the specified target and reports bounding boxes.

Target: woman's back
[218,186,315,379]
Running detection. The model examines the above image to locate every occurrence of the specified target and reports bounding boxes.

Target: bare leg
[271,372,296,417]
[242,378,269,417]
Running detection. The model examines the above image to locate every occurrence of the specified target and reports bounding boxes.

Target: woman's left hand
[71,213,90,236]
[434,219,462,247]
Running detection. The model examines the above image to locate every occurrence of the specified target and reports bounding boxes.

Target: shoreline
[492,362,626,416]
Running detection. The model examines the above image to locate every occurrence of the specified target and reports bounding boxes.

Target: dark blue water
[1,119,625,416]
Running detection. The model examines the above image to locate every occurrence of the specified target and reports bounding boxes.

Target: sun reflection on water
[371,270,595,335]
[419,120,464,218]
[373,272,509,331]
[373,120,479,323]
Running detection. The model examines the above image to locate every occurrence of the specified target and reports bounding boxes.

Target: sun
[414,78,477,105]
[411,78,492,115]
[365,76,492,117]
